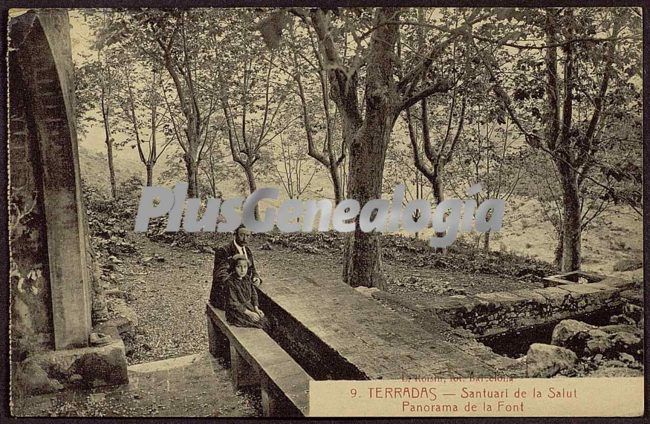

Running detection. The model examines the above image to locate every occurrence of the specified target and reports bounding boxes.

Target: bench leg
[260,375,303,417]
[230,345,258,389]
[207,315,230,365]
[260,375,277,417]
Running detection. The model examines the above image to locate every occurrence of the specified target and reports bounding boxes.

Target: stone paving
[258,264,508,380]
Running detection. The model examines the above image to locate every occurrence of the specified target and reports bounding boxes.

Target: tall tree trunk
[429,174,446,253]
[98,47,116,199]
[146,162,154,187]
[554,229,564,267]
[104,134,117,199]
[343,121,393,288]
[557,160,581,271]
[431,173,443,204]
[101,106,117,199]
[340,7,399,288]
[184,153,199,198]
[243,164,259,220]
[483,231,491,251]
[244,165,257,194]
[329,164,343,204]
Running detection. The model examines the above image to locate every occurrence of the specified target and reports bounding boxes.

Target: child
[225,254,268,330]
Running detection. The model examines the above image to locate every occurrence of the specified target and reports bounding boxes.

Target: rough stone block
[532,287,571,307]
[15,339,128,395]
[429,296,471,312]
[560,284,607,296]
[106,298,138,330]
[14,360,64,395]
[492,291,526,303]
[620,289,643,305]
[474,292,503,304]
[610,314,636,326]
[599,277,635,291]
[610,332,643,357]
[542,276,568,287]
[92,320,121,340]
[623,303,643,322]
[513,289,548,305]
[586,282,620,293]
[525,343,578,378]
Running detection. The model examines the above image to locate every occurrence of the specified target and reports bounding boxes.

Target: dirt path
[115,237,215,364]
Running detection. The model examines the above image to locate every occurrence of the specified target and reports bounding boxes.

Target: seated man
[225,254,269,330]
[209,224,262,309]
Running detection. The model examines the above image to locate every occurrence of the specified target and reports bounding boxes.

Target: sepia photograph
[6,5,645,418]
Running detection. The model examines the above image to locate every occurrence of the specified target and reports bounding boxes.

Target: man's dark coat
[209,241,261,309]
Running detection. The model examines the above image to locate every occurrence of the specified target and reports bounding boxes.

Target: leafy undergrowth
[142,221,557,287]
[83,180,557,305]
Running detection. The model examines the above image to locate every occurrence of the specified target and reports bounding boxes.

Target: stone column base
[13,338,128,396]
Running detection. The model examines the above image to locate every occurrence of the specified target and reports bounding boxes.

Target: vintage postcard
[5,4,646,419]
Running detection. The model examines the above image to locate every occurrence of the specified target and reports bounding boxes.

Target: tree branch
[399,79,454,112]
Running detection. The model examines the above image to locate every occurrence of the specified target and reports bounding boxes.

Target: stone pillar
[8,58,54,356]
[10,11,92,349]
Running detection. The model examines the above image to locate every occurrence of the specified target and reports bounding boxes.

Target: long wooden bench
[206,304,311,417]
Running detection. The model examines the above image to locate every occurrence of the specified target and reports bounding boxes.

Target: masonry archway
[9,10,99,353]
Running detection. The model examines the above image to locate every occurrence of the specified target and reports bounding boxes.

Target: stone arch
[9,10,95,351]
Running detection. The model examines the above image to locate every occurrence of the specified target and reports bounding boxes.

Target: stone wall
[431,278,634,337]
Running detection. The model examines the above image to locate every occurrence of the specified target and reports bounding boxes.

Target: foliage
[462,7,642,268]
[74,7,642,277]
[268,132,320,199]
[384,137,434,203]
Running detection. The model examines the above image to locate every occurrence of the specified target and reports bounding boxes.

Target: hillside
[78,146,144,195]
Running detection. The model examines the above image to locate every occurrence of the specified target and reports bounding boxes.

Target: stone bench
[206,304,311,417]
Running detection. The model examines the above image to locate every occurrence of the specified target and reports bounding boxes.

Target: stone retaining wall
[430,277,634,337]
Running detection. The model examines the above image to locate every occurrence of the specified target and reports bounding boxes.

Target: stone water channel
[253,265,642,381]
[430,273,635,347]
[256,270,514,381]
[352,270,641,378]
[421,272,643,377]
